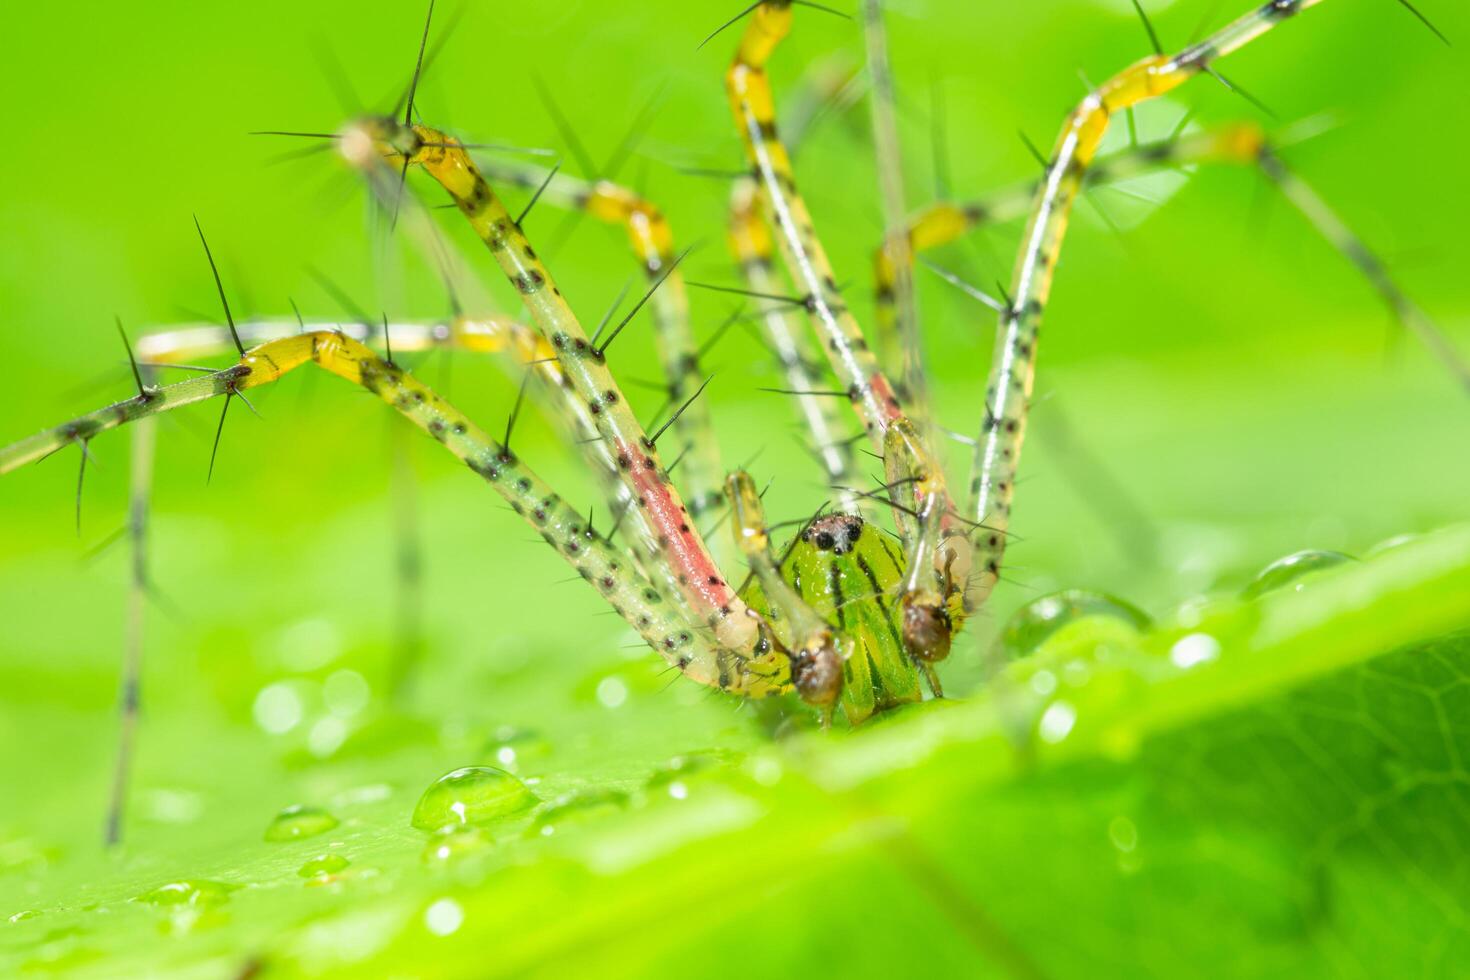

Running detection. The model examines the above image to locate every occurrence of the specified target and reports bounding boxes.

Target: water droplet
[135,880,236,907]
[8,909,40,923]
[264,804,340,842]
[424,897,464,936]
[297,853,350,879]
[1038,701,1077,744]
[1242,549,1353,599]
[527,788,628,837]
[666,781,688,801]
[422,826,494,864]
[1000,590,1150,659]
[411,767,537,833]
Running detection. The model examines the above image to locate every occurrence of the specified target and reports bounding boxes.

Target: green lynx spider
[1,0,1462,847]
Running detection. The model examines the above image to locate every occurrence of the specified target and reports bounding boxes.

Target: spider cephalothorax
[745,513,925,724]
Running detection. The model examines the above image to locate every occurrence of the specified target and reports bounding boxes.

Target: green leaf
[3,526,1466,978]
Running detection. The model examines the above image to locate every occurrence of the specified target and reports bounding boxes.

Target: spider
[0,0,1459,850]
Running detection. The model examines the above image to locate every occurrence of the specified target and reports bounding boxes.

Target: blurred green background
[0,0,1467,976]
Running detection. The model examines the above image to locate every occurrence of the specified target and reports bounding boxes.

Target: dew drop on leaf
[999,590,1151,659]
[297,853,350,878]
[1242,550,1353,599]
[134,880,236,907]
[411,766,537,833]
[263,804,340,842]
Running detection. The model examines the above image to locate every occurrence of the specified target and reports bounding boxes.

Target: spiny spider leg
[135,317,607,470]
[723,3,912,446]
[726,471,845,728]
[883,417,956,697]
[860,0,933,432]
[728,177,868,516]
[348,120,765,658]
[92,310,646,845]
[966,0,1396,608]
[468,157,730,558]
[876,121,1470,393]
[346,147,669,593]
[724,1,975,646]
[0,333,788,699]
[106,386,156,847]
[1253,146,1470,394]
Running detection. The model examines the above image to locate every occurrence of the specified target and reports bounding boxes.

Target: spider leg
[722,1,974,613]
[881,116,1467,576]
[881,121,1469,393]
[1255,146,1470,394]
[728,177,868,516]
[474,159,732,558]
[723,3,910,445]
[104,397,155,847]
[965,0,1343,609]
[882,417,956,698]
[726,470,842,728]
[860,0,933,431]
[92,311,634,844]
[0,333,789,701]
[368,124,764,657]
